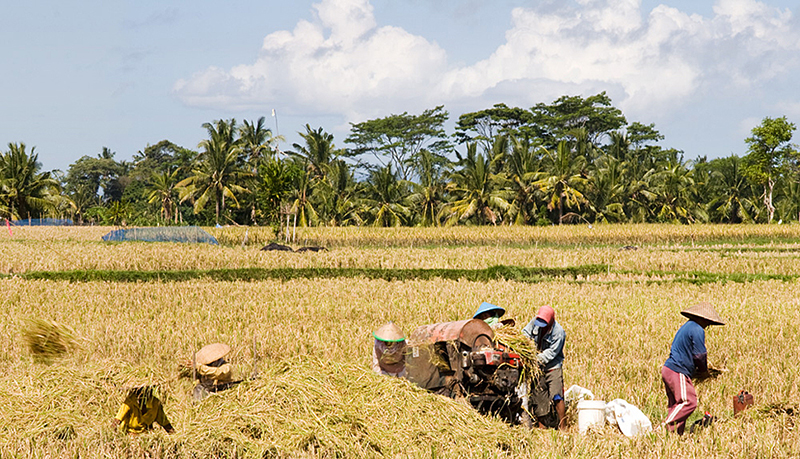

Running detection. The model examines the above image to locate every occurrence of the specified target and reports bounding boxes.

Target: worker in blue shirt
[523,305,566,429]
[661,302,725,434]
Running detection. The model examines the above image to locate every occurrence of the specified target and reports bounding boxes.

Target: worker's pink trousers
[661,365,698,435]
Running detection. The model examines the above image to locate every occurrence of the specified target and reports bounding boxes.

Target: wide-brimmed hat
[195,343,231,366]
[681,302,725,326]
[473,302,505,319]
[373,322,405,342]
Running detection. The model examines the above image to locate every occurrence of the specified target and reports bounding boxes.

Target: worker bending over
[662,302,725,434]
[523,305,567,430]
[113,385,174,434]
[191,343,236,401]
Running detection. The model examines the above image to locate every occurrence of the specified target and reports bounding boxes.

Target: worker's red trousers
[661,366,698,435]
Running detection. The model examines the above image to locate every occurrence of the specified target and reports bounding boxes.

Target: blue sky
[2,0,798,172]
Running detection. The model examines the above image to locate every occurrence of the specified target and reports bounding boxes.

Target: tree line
[1,92,798,228]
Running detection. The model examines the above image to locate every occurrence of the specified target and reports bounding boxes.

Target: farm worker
[372,322,407,377]
[113,385,174,434]
[661,302,725,435]
[189,343,235,401]
[522,305,567,430]
[473,302,515,328]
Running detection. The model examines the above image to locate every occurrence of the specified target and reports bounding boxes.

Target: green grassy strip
[15,264,609,283]
[619,269,800,284]
[10,265,798,285]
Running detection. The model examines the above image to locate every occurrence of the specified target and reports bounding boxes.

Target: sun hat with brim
[373,322,405,342]
[473,302,505,319]
[681,302,725,326]
[195,343,231,366]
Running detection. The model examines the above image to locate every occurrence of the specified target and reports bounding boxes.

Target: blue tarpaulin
[101,226,218,244]
[12,218,74,226]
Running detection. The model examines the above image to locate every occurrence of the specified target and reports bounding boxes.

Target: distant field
[1,225,799,458]
[7,223,800,246]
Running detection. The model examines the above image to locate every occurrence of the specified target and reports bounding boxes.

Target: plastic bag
[604,399,653,437]
[564,385,595,403]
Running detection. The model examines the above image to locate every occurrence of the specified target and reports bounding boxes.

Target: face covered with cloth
[371,322,407,377]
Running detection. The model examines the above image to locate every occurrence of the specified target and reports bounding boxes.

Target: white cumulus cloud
[174,0,448,119]
[174,0,800,124]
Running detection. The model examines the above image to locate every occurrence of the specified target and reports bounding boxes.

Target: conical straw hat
[681,302,725,326]
[195,343,231,366]
[373,322,405,342]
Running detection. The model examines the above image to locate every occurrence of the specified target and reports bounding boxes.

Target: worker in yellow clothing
[112,385,174,434]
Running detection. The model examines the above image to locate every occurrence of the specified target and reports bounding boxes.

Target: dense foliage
[1,95,798,227]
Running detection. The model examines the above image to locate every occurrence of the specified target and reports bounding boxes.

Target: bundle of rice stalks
[492,324,541,387]
[21,319,79,359]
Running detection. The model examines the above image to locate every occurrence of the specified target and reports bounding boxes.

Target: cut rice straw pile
[0,357,524,458]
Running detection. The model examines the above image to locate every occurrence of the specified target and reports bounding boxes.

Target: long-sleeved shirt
[664,320,708,378]
[115,394,171,434]
[197,361,233,386]
[522,320,566,370]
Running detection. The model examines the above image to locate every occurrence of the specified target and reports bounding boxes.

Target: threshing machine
[404,319,528,424]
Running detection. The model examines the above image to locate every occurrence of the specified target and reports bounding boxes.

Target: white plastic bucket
[577,400,606,433]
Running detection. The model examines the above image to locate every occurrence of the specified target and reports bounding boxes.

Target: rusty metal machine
[405,319,526,424]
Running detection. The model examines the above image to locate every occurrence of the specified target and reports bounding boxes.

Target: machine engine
[405,319,526,424]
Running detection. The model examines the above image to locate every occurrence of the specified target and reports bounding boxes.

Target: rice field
[1,224,799,458]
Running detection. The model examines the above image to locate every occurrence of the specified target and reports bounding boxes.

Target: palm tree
[316,159,362,226]
[361,165,412,227]
[256,158,300,225]
[502,136,542,225]
[240,117,285,224]
[240,117,283,168]
[102,200,133,226]
[289,125,338,180]
[649,159,707,223]
[282,125,342,228]
[287,171,319,227]
[444,143,510,226]
[586,154,627,223]
[533,141,587,224]
[568,127,598,163]
[0,142,60,219]
[776,176,800,223]
[177,119,251,225]
[145,168,180,223]
[408,149,449,226]
[707,156,758,223]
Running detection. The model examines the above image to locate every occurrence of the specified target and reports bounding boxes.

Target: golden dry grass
[2,225,800,457]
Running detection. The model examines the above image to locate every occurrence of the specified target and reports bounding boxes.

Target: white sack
[604,399,653,437]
